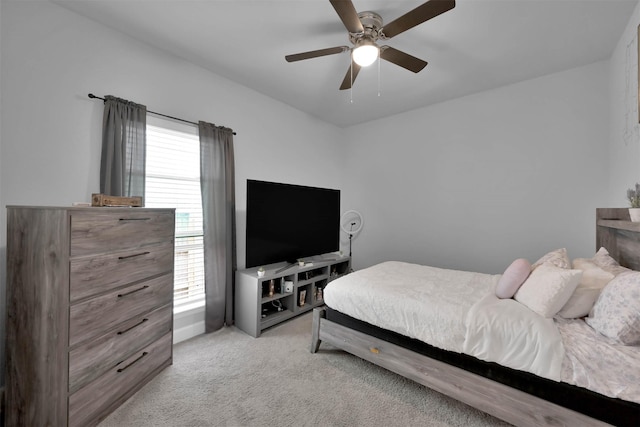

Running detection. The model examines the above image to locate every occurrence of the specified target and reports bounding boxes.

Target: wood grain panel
[596,208,640,271]
[310,306,324,353]
[596,208,630,221]
[70,241,174,302]
[597,220,640,232]
[69,273,173,347]
[5,207,70,427]
[6,206,175,426]
[68,332,173,427]
[615,229,640,270]
[70,209,174,256]
[68,304,173,393]
[318,316,609,427]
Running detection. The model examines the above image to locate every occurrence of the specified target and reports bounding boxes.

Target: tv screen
[245,180,340,268]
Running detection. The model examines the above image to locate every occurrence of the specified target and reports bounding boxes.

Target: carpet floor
[99,312,510,426]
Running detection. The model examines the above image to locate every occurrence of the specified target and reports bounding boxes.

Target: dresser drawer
[69,273,173,347]
[70,210,174,257]
[68,303,172,394]
[68,332,172,427]
[70,241,174,302]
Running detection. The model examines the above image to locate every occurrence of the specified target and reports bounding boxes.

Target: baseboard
[173,320,205,344]
[173,302,205,344]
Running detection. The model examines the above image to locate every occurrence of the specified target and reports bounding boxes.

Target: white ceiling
[53,0,637,127]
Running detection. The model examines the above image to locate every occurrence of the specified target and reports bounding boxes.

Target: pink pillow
[496,258,531,299]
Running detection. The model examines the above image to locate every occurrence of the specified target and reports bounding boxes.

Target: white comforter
[324,261,640,403]
[324,261,565,380]
[462,294,565,380]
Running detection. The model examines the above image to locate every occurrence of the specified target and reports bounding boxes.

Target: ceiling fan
[285,0,456,90]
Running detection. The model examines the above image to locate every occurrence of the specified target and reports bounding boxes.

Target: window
[145,116,205,309]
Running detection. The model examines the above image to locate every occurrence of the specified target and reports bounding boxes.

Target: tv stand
[275,262,298,274]
[235,257,350,337]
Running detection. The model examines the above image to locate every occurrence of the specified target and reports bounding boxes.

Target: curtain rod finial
[88,93,106,102]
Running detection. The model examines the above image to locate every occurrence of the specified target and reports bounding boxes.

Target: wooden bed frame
[310,208,640,427]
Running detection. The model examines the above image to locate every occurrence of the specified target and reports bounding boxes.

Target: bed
[310,208,640,426]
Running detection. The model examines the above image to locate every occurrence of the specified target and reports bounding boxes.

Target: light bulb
[352,44,378,67]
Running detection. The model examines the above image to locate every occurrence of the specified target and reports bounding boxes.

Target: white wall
[609,0,640,206]
[342,61,610,274]
[0,0,345,385]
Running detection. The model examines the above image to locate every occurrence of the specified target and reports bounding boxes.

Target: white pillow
[531,248,570,270]
[571,258,599,271]
[514,264,582,318]
[557,266,614,318]
[586,272,640,345]
[589,247,632,276]
[592,247,619,268]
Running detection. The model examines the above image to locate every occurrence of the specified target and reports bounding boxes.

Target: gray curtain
[100,95,147,198]
[199,121,236,332]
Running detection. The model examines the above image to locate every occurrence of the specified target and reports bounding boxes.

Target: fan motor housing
[349,11,384,44]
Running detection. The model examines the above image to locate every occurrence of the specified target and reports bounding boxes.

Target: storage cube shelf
[235,258,350,337]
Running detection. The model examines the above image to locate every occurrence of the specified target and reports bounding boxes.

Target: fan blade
[329,0,364,34]
[339,61,361,90]
[380,46,427,73]
[382,0,455,39]
[285,46,349,62]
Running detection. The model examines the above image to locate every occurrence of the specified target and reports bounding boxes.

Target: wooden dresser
[5,206,175,426]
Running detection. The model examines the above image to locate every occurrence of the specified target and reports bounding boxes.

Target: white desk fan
[340,210,363,271]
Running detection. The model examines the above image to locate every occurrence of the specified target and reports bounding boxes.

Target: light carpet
[99,312,510,426]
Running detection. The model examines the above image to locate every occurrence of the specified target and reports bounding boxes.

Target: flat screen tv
[245,179,340,268]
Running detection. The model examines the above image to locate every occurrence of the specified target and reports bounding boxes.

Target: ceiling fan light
[352,44,379,67]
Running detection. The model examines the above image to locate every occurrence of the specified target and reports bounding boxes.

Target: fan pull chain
[377,54,381,97]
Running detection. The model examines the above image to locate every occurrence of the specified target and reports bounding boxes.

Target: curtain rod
[88,93,236,135]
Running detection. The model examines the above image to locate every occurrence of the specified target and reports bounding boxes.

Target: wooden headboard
[596,208,640,271]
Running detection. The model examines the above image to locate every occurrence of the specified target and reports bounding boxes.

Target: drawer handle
[118,251,150,260]
[117,285,149,298]
[117,352,148,373]
[117,318,148,335]
[119,217,151,221]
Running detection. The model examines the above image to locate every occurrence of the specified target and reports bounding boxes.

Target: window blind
[145,117,205,306]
